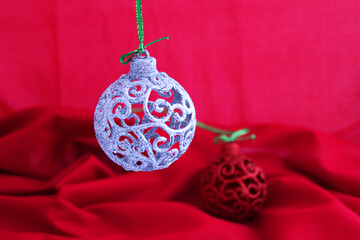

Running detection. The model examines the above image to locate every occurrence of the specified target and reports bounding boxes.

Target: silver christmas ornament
[94,50,196,171]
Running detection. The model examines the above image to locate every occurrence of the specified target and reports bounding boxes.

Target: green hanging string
[135,0,144,47]
[195,121,233,135]
[120,0,169,64]
[213,129,256,143]
[196,122,256,144]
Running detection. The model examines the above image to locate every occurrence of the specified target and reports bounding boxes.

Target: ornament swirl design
[94,51,196,171]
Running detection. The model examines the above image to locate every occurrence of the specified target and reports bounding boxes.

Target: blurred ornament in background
[200,142,267,222]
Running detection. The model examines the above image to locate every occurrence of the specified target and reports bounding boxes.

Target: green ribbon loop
[214,128,256,143]
[120,0,169,64]
[120,37,169,64]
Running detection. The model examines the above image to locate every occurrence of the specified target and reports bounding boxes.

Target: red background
[0,0,360,239]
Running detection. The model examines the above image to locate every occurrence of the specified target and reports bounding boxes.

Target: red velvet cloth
[1,108,360,239]
[1,0,360,239]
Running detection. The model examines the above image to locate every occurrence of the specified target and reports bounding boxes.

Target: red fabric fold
[0,108,359,239]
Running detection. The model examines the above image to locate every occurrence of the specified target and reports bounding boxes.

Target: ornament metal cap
[222,143,240,157]
[129,50,158,78]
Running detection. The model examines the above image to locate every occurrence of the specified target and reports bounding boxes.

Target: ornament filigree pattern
[94,51,196,171]
[201,148,267,222]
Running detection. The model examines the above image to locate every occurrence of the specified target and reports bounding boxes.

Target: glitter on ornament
[200,143,267,222]
[94,50,196,171]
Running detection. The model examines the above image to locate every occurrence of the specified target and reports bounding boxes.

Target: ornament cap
[129,50,158,78]
[222,143,240,157]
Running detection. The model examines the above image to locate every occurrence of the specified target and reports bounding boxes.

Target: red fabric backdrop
[0,0,360,239]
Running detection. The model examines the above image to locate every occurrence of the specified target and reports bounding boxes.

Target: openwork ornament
[94,51,196,171]
[200,143,267,222]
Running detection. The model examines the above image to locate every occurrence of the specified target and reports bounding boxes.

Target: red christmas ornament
[200,143,267,222]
